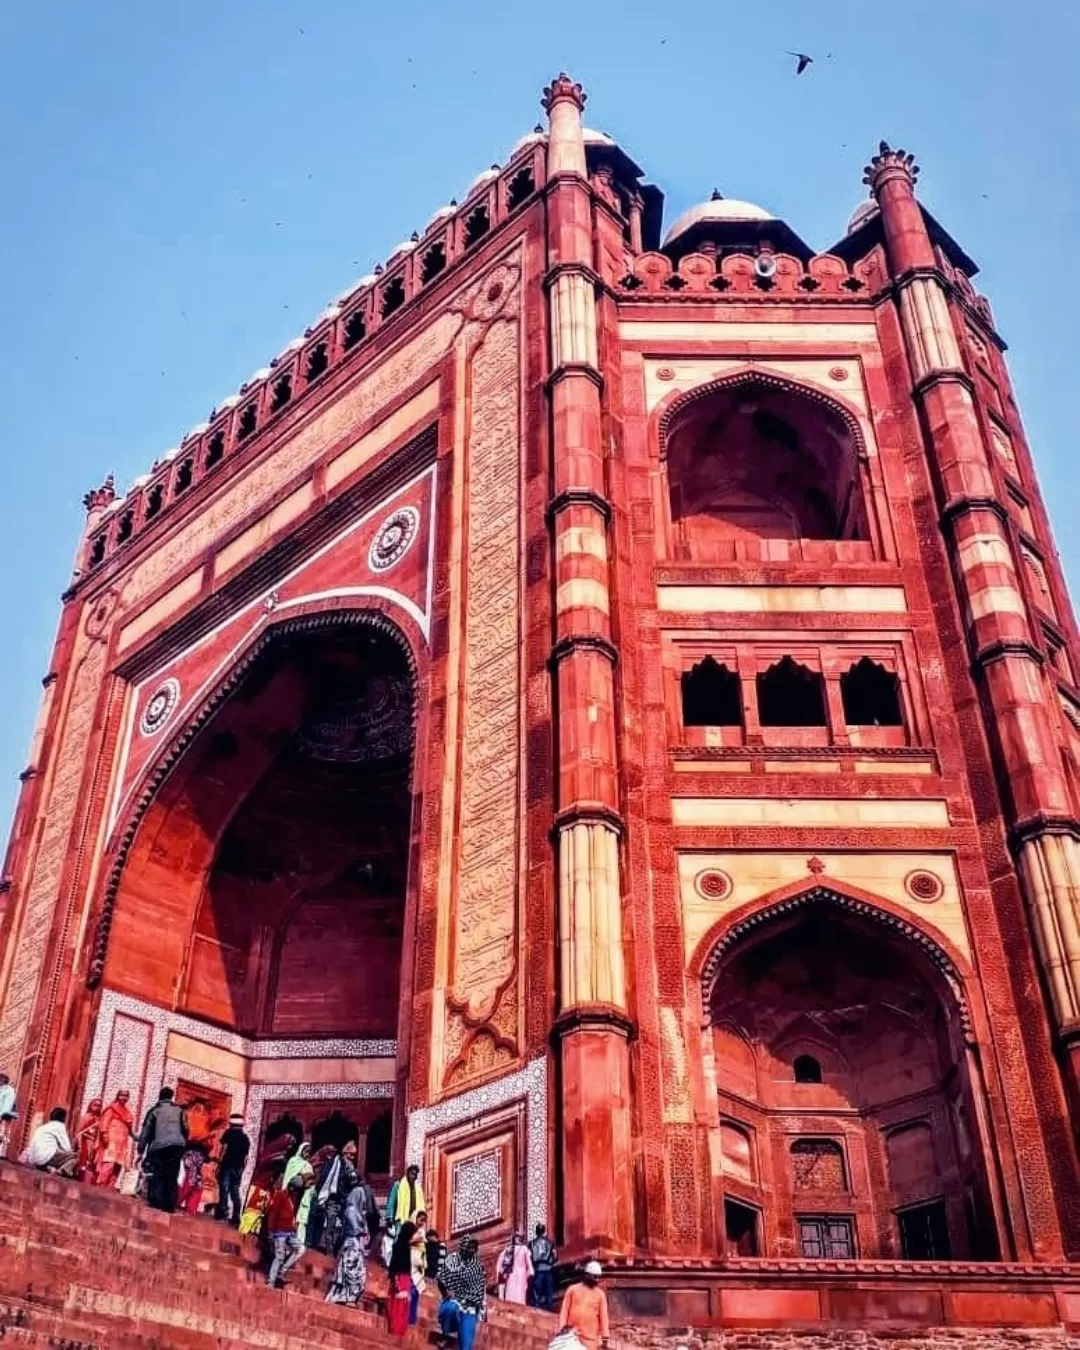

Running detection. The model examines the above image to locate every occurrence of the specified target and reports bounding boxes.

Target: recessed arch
[90,605,421,988]
[695,878,996,1261]
[655,369,877,563]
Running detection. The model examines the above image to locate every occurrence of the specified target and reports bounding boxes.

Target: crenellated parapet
[620,248,887,298]
[78,134,548,579]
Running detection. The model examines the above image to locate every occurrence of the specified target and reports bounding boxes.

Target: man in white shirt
[21,1107,78,1175]
[0,1071,16,1159]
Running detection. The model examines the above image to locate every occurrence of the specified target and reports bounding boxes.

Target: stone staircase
[0,1160,560,1350]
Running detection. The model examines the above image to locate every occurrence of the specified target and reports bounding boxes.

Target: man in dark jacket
[138,1086,188,1212]
[215,1112,250,1225]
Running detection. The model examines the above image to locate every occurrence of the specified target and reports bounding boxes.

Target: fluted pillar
[865,143,1080,1071]
[542,73,633,1255]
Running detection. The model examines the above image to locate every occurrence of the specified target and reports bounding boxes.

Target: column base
[557,1011,635,1258]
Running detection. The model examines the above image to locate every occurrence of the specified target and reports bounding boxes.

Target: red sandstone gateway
[3,74,1080,1331]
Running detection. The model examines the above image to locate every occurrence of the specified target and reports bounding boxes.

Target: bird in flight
[788,51,813,74]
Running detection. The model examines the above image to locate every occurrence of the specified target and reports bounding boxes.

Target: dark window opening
[794,1054,822,1084]
[757,657,827,727]
[791,1139,847,1191]
[724,1199,759,1257]
[507,167,534,210]
[305,343,329,382]
[841,657,903,727]
[237,402,257,441]
[204,430,225,468]
[144,483,163,520]
[421,243,446,284]
[116,510,134,544]
[381,276,406,318]
[464,205,490,246]
[271,374,292,412]
[343,309,366,349]
[898,1201,951,1261]
[798,1215,855,1259]
[89,534,107,566]
[366,1109,392,1175]
[174,458,194,494]
[681,657,741,728]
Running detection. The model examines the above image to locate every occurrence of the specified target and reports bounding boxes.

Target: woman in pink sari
[498,1231,533,1305]
[93,1090,135,1188]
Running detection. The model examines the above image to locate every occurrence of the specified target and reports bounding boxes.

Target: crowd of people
[0,1075,612,1350]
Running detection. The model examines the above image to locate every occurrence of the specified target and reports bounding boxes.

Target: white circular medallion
[368,506,420,573]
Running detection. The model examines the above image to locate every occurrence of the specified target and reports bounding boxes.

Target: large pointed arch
[690,876,974,1037]
[88,603,421,987]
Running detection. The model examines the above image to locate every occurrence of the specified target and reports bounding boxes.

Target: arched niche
[660,376,875,563]
[698,887,998,1261]
[99,613,419,1041]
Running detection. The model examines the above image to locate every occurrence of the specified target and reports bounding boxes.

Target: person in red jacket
[266,1177,305,1288]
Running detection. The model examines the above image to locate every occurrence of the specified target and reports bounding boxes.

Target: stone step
[0,1160,559,1350]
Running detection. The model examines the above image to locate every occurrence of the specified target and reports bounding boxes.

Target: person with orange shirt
[558,1261,610,1350]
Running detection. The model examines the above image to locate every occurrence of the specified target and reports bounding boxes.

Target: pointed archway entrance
[699,887,1001,1262]
[82,613,419,1193]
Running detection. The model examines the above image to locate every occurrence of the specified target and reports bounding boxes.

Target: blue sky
[0,0,1077,831]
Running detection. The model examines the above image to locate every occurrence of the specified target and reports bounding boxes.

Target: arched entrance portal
[704,896,999,1262]
[92,616,418,1187]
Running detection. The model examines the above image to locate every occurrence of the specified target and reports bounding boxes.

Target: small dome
[847,199,880,234]
[467,166,499,196]
[130,472,150,488]
[663,192,776,247]
[182,422,209,443]
[242,367,270,390]
[510,129,546,155]
[387,239,417,259]
[216,394,241,411]
[425,206,455,231]
[162,446,183,461]
[581,127,616,146]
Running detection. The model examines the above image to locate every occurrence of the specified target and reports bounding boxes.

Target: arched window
[791,1138,847,1190]
[682,658,741,727]
[757,658,826,727]
[664,381,871,560]
[840,658,903,727]
[719,1121,755,1185]
[793,1053,823,1084]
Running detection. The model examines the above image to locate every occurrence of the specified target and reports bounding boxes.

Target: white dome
[467,167,499,196]
[130,472,150,488]
[510,130,546,155]
[425,206,455,231]
[581,127,616,146]
[182,422,209,442]
[216,394,240,411]
[847,199,880,234]
[663,195,776,246]
[388,239,417,259]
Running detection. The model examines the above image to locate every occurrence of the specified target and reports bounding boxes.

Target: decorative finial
[541,72,586,114]
[83,473,115,513]
[862,140,920,193]
[533,123,544,134]
[710,188,724,201]
[807,856,826,876]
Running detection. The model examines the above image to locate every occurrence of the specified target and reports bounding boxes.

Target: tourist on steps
[558,1262,610,1350]
[73,1097,103,1181]
[325,1180,371,1307]
[529,1223,557,1311]
[386,1162,425,1237]
[240,1131,296,1236]
[409,1210,430,1325]
[20,1106,78,1176]
[497,1229,533,1305]
[214,1112,250,1225]
[311,1138,359,1253]
[92,1090,135,1189]
[436,1234,487,1350]
[0,1071,17,1160]
[386,1220,418,1336]
[137,1086,188,1213]
[177,1139,209,1215]
[266,1175,306,1288]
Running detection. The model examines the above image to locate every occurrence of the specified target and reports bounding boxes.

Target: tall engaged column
[865,144,1080,1079]
[542,73,633,1254]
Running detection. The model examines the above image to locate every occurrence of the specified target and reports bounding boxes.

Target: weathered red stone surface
[2,74,1080,1332]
